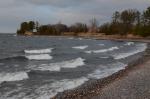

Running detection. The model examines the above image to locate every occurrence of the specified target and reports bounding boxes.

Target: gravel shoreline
[52,40,150,99]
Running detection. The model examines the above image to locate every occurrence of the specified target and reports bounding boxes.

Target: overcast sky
[0,0,150,33]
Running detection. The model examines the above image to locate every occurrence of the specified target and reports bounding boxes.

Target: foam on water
[78,38,83,40]
[35,77,88,99]
[88,62,126,79]
[85,51,93,54]
[31,57,85,71]
[68,37,74,39]
[3,77,88,99]
[24,48,53,54]
[98,44,105,46]
[72,45,88,50]
[0,72,28,84]
[114,43,147,59]
[25,54,52,60]
[85,46,119,54]
[125,42,134,46]
[100,56,110,59]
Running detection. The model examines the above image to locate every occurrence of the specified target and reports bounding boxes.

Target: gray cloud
[15,0,90,8]
[0,0,150,33]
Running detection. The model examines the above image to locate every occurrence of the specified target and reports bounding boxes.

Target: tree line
[17,6,150,37]
[99,7,150,37]
[17,21,89,35]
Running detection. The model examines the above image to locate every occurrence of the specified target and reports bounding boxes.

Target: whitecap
[78,38,83,40]
[35,77,88,99]
[88,62,126,79]
[61,57,85,68]
[98,44,105,46]
[24,48,53,54]
[85,46,119,54]
[100,56,109,59]
[31,57,85,71]
[72,45,88,50]
[85,51,92,54]
[68,37,74,39]
[9,77,88,99]
[124,42,134,46]
[25,54,52,60]
[114,43,147,59]
[0,72,28,83]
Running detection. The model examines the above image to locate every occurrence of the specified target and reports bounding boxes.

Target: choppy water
[0,34,147,99]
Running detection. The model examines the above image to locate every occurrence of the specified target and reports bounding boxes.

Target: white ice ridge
[24,48,53,54]
[114,43,147,59]
[72,45,88,50]
[25,54,53,60]
[0,72,28,83]
[30,57,85,71]
[85,46,119,54]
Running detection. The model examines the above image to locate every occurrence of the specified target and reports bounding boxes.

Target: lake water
[0,34,147,99]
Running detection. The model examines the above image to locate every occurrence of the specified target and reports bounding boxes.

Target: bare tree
[112,11,120,23]
[89,17,99,33]
[143,7,150,25]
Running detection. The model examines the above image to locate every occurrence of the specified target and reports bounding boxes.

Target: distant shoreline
[18,32,150,43]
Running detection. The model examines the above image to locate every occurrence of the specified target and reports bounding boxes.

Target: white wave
[7,77,88,99]
[0,72,28,83]
[72,45,88,50]
[98,44,105,46]
[85,51,92,54]
[100,56,109,59]
[68,37,74,39]
[88,62,126,79]
[125,42,134,46]
[25,54,52,60]
[61,58,85,68]
[78,38,83,40]
[24,48,53,54]
[85,46,119,54]
[35,77,88,99]
[114,43,147,59]
[31,58,85,71]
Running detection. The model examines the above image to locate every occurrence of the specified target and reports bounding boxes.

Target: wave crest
[114,43,147,59]
[85,46,119,54]
[125,42,134,46]
[30,57,85,71]
[35,77,88,98]
[24,48,53,54]
[0,72,29,84]
[25,54,53,60]
[88,62,126,79]
[72,45,88,50]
